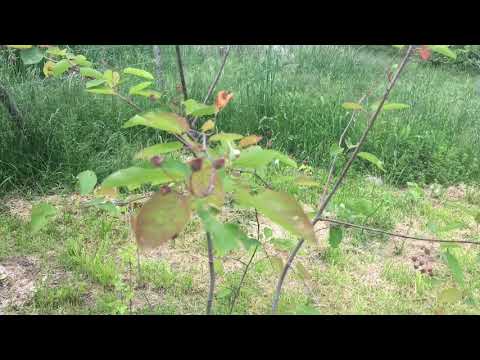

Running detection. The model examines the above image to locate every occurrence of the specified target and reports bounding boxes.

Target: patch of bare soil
[0,256,40,313]
[444,184,467,202]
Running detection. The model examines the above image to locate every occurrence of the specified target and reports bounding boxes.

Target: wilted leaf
[201,119,215,132]
[296,262,312,280]
[342,102,364,111]
[215,90,234,112]
[134,142,183,160]
[129,81,152,95]
[77,170,97,195]
[328,226,343,248]
[123,67,154,80]
[294,176,320,187]
[7,45,33,49]
[183,99,217,117]
[270,256,284,274]
[439,287,462,304]
[43,61,54,77]
[445,249,464,286]
[123,112,189,134]
[80,67,103,79]
[20,47,44,65]
[358,152,385,172]
[239,135,263,148]
[133,191,191,249]
[94,186,118,199]
[251,189,316,244]
[102,166,185,190]
[209,132,243,142]
[30,203,57,234]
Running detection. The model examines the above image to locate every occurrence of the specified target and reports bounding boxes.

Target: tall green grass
[1,45,479,194]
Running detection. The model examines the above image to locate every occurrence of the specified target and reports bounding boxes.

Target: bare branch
[316,217,480,246]
[272,46,414,314]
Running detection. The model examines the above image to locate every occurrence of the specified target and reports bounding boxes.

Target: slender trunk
[206,232,215,315]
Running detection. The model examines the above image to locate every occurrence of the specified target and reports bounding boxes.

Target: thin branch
[175,45,188,101]
[204,46,231,104]
[272,46,414,314]
[316,217,480,245]
[152,45,163,90]
[192,46,232,129]
[206,232,215,315]
[116,92,143,112]
[229,208,260,314]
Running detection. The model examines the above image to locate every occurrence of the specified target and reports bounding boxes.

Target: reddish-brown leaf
[189,161,225,209]
[419,45,431,61]
[239,135,263,149]
[215,90,234,112]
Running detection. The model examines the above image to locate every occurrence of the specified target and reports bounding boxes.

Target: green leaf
[251,189,316,244]
[20,47,44,65]
[209,133,243,142]
[46,47,68,57]
[77,170,97,195]
[123,67,154,80]
[183,99,217,117]
[86,79,107,89]
[330,143,343,158]
[445,249,464,286]
[30,203,57,234]
[233,146,297,170]
[197,206,255,256]
[134,142,183,160]
[190,162,225,209]
[132,191,191,249]
[87,88,116,95]
[103,70,120,87]
[357,152,385,172]
[52,59,71,77]
[263,227,273,239]
[102,166,186,190]
[71,55,91,67]
[382,103,410,111]
[123,112,190,134]
[392,45,405,49]
[214,259,224,276]
[328,226,343,248]
[129,81,153,95]
[428,45,457,60]
[80,67,103,79]
[438,287,462,304]
[342,102,363,111]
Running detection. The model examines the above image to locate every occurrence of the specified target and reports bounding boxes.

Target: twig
[229,208,260,314]
[152,45,163,90]
[116,92,143,112]
[316,217,480,245]
[192,45,231,128]
[238,170,272,189]
[272,46,414,314]
[175,45,188,101]
[206,232,215,315]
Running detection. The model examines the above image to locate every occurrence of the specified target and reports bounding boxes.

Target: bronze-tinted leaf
[133,191,192,249]
[190,161,224,209]
[215,90,234,112]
